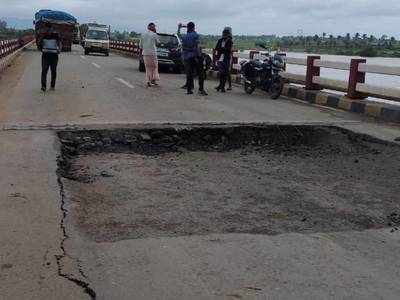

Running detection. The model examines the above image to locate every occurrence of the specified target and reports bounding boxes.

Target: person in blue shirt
[178,22,207,96]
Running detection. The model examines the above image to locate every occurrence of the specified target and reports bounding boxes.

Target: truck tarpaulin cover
[35,10,77,24]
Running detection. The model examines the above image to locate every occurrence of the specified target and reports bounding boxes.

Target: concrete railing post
[231,50,238,74]
[347,58,367,99]
[305,55,321,90]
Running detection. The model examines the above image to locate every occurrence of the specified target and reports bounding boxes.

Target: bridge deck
[1,46,400,300]
[0,46,378,125]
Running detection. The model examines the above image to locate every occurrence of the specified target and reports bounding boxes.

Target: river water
[238,51,400,106]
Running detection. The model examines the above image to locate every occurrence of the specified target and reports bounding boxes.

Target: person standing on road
[38,23,61,92]
[140,23,160,87]
[214,27,233,93]
[178,22,208,96]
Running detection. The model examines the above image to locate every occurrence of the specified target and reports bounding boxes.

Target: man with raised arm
[178,22,208,96]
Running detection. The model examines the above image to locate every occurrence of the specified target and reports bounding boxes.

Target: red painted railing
[0,35,35,59]
[283,56,400,102]
[110,40,140,56]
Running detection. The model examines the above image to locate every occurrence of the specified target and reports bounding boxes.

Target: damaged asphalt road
[54,125,400,299]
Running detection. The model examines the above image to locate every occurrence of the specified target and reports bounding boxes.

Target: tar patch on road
[57,125,400,242]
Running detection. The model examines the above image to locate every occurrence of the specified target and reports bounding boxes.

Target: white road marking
[115,77,135,89]
[80,55,87,60]
[92,62,101,68]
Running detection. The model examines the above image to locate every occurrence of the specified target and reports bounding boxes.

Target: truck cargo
[34,10,77,52]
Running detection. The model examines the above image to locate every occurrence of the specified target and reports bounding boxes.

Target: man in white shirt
[38,23,61,92]
[139,23,160,87]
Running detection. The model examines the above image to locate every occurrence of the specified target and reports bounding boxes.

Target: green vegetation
[0,20,34,39]
[110,30,140,41]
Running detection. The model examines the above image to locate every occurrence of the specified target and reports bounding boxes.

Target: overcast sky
[1,0,399,37]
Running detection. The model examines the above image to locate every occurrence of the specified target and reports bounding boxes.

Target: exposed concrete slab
[0,131,89,299]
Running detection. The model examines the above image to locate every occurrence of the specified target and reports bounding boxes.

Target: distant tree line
[110,30,140,41]
[0,20,34,40]
[274,33,399,57]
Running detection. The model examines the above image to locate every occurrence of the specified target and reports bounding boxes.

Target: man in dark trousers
[38,23,61,92]
[178,22,208,96]
[214,27,233,93]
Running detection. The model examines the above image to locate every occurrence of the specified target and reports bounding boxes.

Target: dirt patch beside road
[58,125,400,242]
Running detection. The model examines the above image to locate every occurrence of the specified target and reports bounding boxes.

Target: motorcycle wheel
[244,81,256,95]
[269,78,283,100]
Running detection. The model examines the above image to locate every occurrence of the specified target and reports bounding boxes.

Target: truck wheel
[139,61,145,72]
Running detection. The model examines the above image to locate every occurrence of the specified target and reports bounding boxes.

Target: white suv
[84,29,110,56]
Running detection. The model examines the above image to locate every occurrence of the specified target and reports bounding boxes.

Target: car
[139,33,183,73]
[84,27,110,56]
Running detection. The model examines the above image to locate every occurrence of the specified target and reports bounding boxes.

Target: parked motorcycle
[240,52,285,99]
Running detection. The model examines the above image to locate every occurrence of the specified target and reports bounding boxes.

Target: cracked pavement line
[56,161,97,299]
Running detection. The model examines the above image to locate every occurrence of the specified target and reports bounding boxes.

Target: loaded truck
[73,24,81,45]
[34,10,77,52]
[80,23,110,56]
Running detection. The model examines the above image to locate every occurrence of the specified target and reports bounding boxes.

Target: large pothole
[58,125,400,242]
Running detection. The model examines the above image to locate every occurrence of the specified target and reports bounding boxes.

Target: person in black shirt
[214,27,233,93]
[38,24,61,92]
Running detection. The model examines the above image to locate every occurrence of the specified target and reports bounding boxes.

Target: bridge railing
[0,39,20,59]
[110,40,140,56]
[281,56,400,102]
[229,50,400,102]
[0,36,35,59]
[0,35,35,73]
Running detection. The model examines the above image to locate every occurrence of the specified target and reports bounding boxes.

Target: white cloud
[0,0,399,37]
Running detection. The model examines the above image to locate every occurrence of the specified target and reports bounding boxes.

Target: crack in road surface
[56,167,97,299]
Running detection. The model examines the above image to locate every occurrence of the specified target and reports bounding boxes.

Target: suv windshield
[87,30,108,40]
[157,35,179,48]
